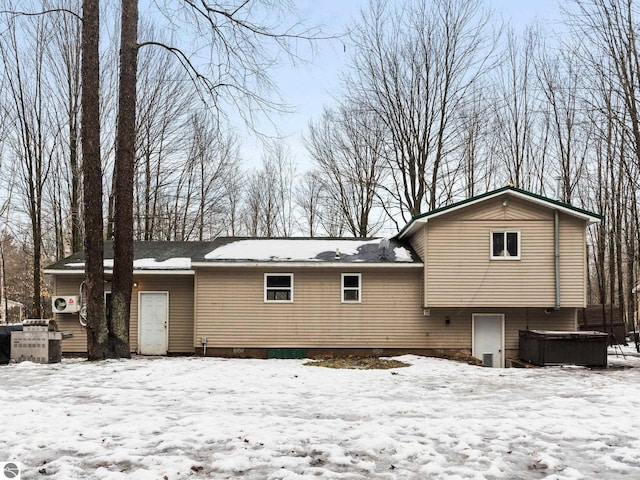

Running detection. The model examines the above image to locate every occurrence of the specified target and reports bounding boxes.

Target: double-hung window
[342,273,361,303]
[490,231,520,260]
[264,274,293,302]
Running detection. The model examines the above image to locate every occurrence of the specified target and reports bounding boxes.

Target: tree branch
[0,8,82,22]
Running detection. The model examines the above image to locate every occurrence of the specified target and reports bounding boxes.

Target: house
[0,298,24,324]
[44,186,602,366]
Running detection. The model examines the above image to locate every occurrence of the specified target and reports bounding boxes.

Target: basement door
[472,313,505,368]
[139,292,169,355]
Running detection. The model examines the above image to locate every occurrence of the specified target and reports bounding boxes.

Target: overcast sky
[236,0,564,170]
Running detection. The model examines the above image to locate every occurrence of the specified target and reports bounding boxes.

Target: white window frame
[490,230,521,260]
[264,273,294,303]
[341,273,362,303]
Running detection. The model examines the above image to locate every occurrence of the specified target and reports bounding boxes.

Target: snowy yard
[1,350,640,480]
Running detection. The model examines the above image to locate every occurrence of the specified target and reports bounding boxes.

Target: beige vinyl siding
[407,225,425,260]
[448,196,553,222]
[424,307,577,351]
[424,197,587,308]
[52,274,194,354]
[558,217,588,306]
[195,267,428,348]
[52,275,87,353]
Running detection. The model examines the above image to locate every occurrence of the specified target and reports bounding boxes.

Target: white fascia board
[44,269,195,275]
[132,270,195,275]
[43,269,85,275]
[191,261,423,268]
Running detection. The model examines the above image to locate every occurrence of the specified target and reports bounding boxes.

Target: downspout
[554,209,561,311]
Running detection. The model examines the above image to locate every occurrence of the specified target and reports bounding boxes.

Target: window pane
[267,290,291,301]
[343,275,359,288]
[344,290,359,302]
[266,275,291,288]
[492,232,504,257]
[506,232,518,257]
[274,290,291,301]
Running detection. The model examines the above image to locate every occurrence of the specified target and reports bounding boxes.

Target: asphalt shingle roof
[45,237,422,272]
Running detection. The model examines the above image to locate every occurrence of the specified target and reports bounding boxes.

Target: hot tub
[519,330,609,367]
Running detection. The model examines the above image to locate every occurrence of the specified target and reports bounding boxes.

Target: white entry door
[472,314,504,368]
[139,292,168,355]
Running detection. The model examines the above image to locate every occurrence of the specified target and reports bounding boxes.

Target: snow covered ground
[1,348,640,480]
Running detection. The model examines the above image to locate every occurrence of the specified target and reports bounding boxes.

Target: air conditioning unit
[52,295,80,314]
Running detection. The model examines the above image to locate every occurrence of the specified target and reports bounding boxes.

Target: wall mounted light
[445,316,451,325]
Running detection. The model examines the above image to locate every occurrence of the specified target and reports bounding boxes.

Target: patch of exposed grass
[441,352,484,366]
[304,356,410,370]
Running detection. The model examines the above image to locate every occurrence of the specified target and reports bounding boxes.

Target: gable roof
[44,237,422,274]
[397,185,602,239]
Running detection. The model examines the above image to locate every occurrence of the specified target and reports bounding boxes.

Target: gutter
[43,269,196,275]
[554,209,561,310]
[190,261,424,268]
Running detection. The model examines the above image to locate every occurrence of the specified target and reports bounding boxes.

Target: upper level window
[264,274,293,302]
[342,273,361,303]
[491,231,520,260]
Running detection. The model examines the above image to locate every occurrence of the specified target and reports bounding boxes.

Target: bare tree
[295,171,324,237]
[134,25,194,241]
[569,0,640,341]
[222,160,245,236]
[536,42,590,202]
[306,105,386,237]
[47,0,82,254]
[164,114,240,241]
[344,0,498,221]
[268,142,296,237]
[244,170,263,237]
[0,8,57,318]
[491,26,547,193]
[457,84,494,198]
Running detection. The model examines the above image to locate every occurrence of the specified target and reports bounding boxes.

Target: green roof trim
[396,185,603,238]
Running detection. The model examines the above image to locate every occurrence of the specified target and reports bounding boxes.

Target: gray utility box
[519,330,609,367]
[10,319,72,364]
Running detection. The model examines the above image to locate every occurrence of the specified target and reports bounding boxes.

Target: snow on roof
[64,258,192,270]
[203,238,416,263]
[133,257,191,269]
[393,247,413,262]
[205,238,380,261]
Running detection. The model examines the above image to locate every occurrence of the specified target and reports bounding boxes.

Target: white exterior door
[139,292,168,355]
[472,314,504,368]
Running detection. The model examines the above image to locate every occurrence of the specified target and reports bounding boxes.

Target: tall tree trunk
[82,0,107,359]
[70,107,82,253]
[110,0,138,358]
